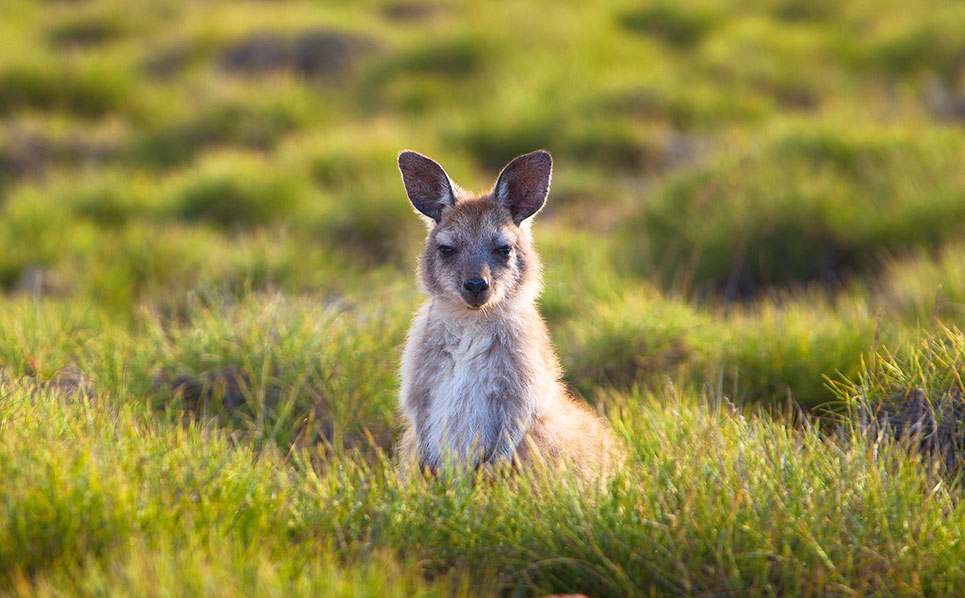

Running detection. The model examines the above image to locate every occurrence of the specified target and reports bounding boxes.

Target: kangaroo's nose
[463,277,489,296]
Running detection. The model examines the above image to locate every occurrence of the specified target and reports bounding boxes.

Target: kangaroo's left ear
[492,150,552,225]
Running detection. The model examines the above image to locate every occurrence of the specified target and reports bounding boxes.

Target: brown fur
[396,150,623,479]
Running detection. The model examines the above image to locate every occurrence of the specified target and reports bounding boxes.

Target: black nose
[463,277,489,296]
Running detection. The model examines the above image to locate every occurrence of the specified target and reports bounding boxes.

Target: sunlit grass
[4,373,965,596]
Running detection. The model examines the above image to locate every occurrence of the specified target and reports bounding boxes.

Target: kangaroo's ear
[398,151,457,222]
[492,150,552,225]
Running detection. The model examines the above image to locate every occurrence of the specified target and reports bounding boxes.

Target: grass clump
[617,1,723,48]
[0,116,124,183]
[0,186,97,290]
[121,293,410,453]
[287,135,427,260]
[838,325,965,471]
[0,60,134,118]
[162,152,306,227]
[369,35,485,81]
[876,240,965,323]
[130,90,318,167]
[47,13,127,49]
[559,288,709,398]
[843,325,965,416]
[859,4,965,81]
[631,123,965,297]
[557,286,881,408]
[359,34,489,113]
[717,295,880,407]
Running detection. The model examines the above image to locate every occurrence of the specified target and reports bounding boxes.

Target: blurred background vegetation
[3,0,964,408]
[3,0,965,595]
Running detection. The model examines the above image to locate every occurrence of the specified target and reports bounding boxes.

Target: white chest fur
[422,323,502,462]
[401,304,540,467]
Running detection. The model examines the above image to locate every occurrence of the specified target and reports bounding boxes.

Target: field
[2,0,965,595]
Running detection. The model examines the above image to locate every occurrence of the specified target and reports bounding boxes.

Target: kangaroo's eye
[495,245,512,256]
[438,245,455,255]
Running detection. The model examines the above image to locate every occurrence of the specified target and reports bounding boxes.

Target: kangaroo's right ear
[398,151,457,222]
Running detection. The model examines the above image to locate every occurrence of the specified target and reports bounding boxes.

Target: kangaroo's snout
[462,277,490,307]
[463,277,489,295]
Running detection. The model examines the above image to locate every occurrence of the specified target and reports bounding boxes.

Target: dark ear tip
[398,150,420,167]
[523,150,552,169]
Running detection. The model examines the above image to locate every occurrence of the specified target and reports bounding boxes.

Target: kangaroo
[395,149,621,479]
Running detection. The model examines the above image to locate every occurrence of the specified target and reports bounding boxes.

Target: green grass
[628,122,965,297]
[5,374,965,597]
[3,0,965,594]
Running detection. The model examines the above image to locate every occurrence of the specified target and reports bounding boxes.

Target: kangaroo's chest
[418,324,518,463]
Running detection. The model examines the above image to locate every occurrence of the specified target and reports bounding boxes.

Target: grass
[5,375,965,596]
[3,0,965,594]
[629,122,965,297]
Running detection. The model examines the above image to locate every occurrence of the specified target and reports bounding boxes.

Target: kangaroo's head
[398,150,552,312]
